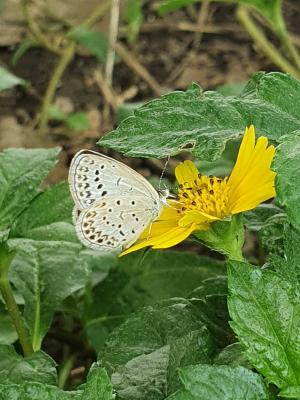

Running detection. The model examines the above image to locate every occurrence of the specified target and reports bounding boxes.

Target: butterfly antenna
[159,156,170,190]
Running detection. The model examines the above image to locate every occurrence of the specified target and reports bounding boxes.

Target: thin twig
[236,5,300,79]
[103,0,120,120]
[193,0,210,50]
[167,2,211,84]
[119,21,243,35]
[37,0,112,134]
[105,0,120,86]
[114,41,162,96]
[94,69,118,110]
[81,1,111,28]
[21,0,62,55]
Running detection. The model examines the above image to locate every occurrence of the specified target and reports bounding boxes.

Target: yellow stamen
[177,175,230,220]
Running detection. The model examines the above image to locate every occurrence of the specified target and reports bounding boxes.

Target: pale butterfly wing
[69,150,165,252]
[69,150,159,210]
[75,194,160,251]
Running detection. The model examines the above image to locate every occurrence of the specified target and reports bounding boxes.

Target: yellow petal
[175,160,199,185]
[228,125,256,188]
[178,210,220,227]
[227,125,276,214]
[120,224,194,255]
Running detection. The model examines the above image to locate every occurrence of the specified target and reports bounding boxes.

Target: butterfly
[68,150,168,252]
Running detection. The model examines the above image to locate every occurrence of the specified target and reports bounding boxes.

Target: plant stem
[21,0,62,55]
[270,1,300,72]
[81,0,111,28]
[0,245,33,356]
[37,0,111,135]
[279,30,300,72]
[58,354,77,389]
[236,5,300,79]
[38,41,76,134]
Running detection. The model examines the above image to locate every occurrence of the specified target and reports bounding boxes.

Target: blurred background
[0,0,299,183]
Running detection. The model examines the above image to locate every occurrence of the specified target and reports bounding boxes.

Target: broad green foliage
[69,27,108,63]
[0,305,17,345]
[79,365,114,400]
[273,224,300,284]
[0,150,115,351]
[99,72,300,160]
[0,148,60,237]
[0,345,57,385]
[228,261,300,390]
[8,243,91,351]
[279,386,300,398]
[1,72,300,399]
[188,276,231,347]
[100,298,215,399]
[273,133,300,230]
[214,343,251,368]
[10,182,77,243]
[166,365,272,400]
[244,204,286,257]
[0,383,77,400]
[85,251,225,351]
[0,362,112,399]
[0,67,27,91]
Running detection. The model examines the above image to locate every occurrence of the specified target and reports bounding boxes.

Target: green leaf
[85,250,225,351]
[239,0,284,35]
[188,276,232,347]
[0,148,60,234]
[166,390,195,400]
[80,364,113,400]
[6,179,115,350]
[8,243,92,351]
[48,105,67,121]
[11,39,39,66]
[99,72,300,159]
[216,82,247,97]
[66,112,90,132]
[244,204,286,257]
[272,224,300,284]
[244,204,285,232]
[115,102,145,124]
[0,304,17,345]
[0,382,78,400]
[69,27,108,63]
[228,261,300,389]
[194,214,245,260]
[124,0,144,43]
[273,133,300,230]
[0,67,27,91]
[279,386,300,398]
[0,344,57,385]
[158,0,197,16]
[10,182,77,243]
[100,298,215,399]
[214,343,251,369]
[172,364,273,400]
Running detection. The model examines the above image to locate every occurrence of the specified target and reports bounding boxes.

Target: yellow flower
[121,125,276,256]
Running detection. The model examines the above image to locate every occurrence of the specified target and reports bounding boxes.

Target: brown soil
[1,0,299,182]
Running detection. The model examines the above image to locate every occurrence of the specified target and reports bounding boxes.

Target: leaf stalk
[0,244,34,356]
